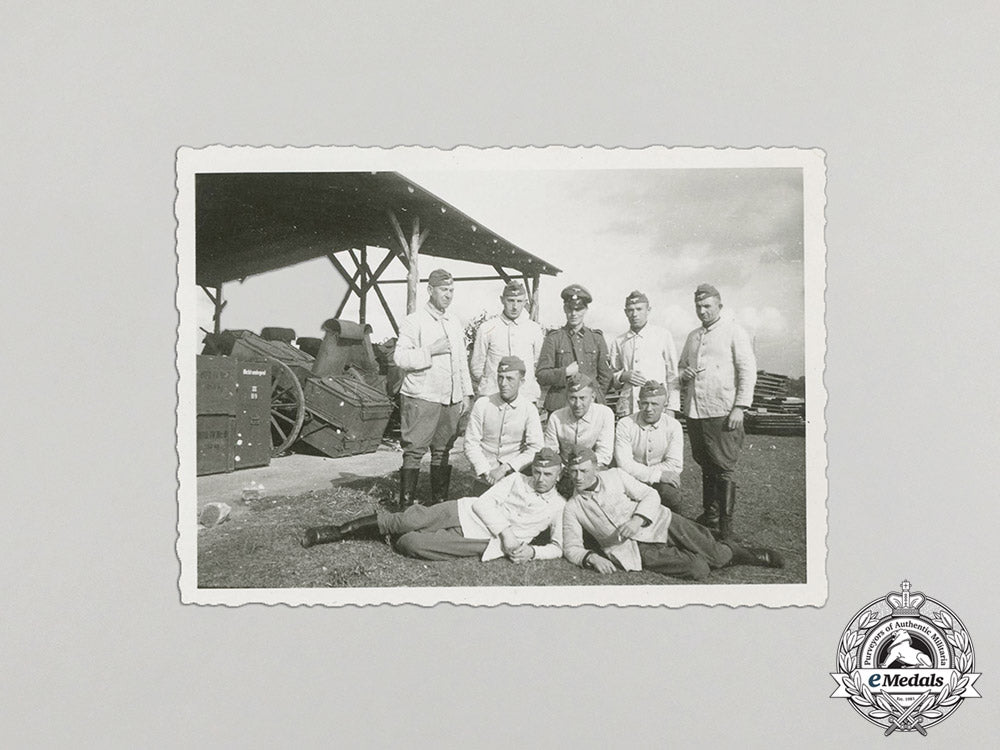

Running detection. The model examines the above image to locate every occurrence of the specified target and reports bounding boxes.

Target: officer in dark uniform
[536,284,613,413]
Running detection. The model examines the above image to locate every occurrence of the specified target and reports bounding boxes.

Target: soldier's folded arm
[531,507,564,561]
[658,469,681,487]
[732,324,757,408]
[471,480,518,537]
[392,317,432,371]
[614,421,659,485]
[469,319,490,383]
[535,334,567,385]
[641,421,684,480]
[594,407,615,466]
[595,333,613,394]
[560,505,589,567]
[677,333,696,382]
[542,413,561,453]
[609,337,626,386]
[462,398,492,476]
[530,325,545,368]
[620,469,663,523]
[508,408,544,471]
[663,335,681,412]
[663,421,684,474]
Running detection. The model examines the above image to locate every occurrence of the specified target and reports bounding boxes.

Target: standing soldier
[392,269,475,508]
[678,284,757,539]
[536,284,613,413]
[609,290,680,418]
[470,280,544,404]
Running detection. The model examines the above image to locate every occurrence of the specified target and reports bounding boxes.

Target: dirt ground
[197,435,807,589]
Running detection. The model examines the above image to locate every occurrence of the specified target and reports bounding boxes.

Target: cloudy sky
[196,168,805,376]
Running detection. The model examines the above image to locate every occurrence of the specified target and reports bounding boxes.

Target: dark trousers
[378,502,489,561]
[655,481,682,513]
[400,395,463,469]
[687,416,744,482]
[638,514,733,580]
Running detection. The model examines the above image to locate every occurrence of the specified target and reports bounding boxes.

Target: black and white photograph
[8,3,1000,747]
[177,146,827,606]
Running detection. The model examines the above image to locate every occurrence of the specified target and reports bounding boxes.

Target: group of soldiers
[301,269,781,580]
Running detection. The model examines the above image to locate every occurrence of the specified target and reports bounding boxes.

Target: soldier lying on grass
[562,447,783,580]
[300,448,565,562]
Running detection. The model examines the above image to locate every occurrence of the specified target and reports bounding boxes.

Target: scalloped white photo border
[175,145,827,607]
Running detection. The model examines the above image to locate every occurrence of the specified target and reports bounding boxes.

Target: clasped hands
[621,369,647,387]
[481,464,511,486]
[500,528,535,564]
[587,517,643,575]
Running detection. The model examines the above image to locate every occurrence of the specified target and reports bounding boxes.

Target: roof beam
[379,275,513,284]
[326,252,362,296]
[364,247,398,291]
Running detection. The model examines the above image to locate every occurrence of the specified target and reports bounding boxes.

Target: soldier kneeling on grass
[300,448,566,563]
[561,447,783,580]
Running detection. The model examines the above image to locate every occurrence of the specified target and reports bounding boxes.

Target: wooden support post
[492,265,513,284]
[359,246,368,324]
[519,274,531,309]
[530,275,540,322]
[407,217,425,314]
[388,210,429,315]
[213,284,224,334]
[200,284,227,334]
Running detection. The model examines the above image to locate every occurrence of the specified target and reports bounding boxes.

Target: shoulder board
[591,328,603,335]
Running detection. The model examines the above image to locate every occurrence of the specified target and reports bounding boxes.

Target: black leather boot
[428,464,452,506]
[718,479,737,541]
[695,474,719,531]
[300,514,379,548]
[398,468,420,508]
[725,542,784,569]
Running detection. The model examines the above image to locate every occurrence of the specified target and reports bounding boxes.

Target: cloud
[737,306,789,339]
[586,168,803,251]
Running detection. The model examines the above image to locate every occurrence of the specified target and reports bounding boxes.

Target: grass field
[197,435,806,588]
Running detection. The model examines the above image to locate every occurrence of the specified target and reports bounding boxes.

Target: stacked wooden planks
[747,370,806,436]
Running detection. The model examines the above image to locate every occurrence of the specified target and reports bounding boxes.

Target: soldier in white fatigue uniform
[470,280,544,403]
[613,380,685,513]
[301,448,566,563]
[678,283,757,539]
[464,355,544,495]
[392,268,475,507]
[609,289,680,418]
[560,448,782,580]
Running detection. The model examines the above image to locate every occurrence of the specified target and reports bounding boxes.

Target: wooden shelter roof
[195,171,561,286]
